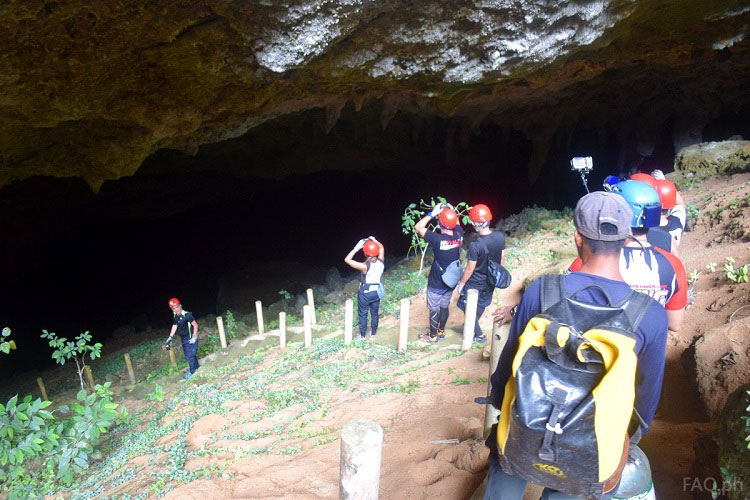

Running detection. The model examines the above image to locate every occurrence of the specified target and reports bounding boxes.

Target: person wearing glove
[344,236,385,339]
[414,202,464,343]
[165,297,200,379]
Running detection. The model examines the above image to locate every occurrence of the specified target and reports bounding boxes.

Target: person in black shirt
[163,297,200,379]
[456,204,505,343]
[415,203,464,343]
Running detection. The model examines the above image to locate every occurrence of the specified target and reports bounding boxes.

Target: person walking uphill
[163,298,200,379]
[344,237,384,339]
[456,204,504,343]
[483,192,668,499]
[415,203,464,343]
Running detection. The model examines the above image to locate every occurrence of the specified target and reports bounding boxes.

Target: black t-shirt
[173,311,196,339]
[646,226,672,253]
[466,231,505,290]
[424,226,464,290]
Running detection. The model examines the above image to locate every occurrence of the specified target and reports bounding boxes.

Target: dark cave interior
[1,95,749,379]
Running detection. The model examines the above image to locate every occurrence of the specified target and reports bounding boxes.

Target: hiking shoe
[183,373,192,379]
[437,329,446,341]
[473,334,487,344]
[419,333,438,344]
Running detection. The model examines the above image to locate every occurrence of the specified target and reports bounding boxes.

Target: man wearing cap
[482,192,668,499]
[163,298,200,379]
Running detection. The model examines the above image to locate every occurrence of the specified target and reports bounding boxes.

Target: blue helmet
[612,180,661,228]
[603,175,620,191]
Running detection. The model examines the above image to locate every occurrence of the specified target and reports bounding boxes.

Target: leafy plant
[401,196,470,272]
[278,289,292,300]
[224,310,237,338]
[724,257,749,284]
[48,383,123,485]
[0,383,124,492]
[40,330,102,391]
[707,262,718,273]
[146,385,165,402]
[0,395,56,483]
[1,327,16,355]
[688,269,701,286]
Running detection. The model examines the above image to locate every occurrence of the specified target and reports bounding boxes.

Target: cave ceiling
[1,0,749,191]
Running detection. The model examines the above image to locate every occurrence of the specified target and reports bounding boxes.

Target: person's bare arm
[415,215,431,238]
[191,320,199,340]
[344,246,367,273]
[456,260,477,294]
[666,308,684,333]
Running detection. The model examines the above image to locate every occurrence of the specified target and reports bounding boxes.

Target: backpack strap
[539,274,566,312]
[620,290,653,332]
[538,385,569,461]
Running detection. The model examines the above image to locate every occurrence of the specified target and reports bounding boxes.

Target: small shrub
[1,327,16,355]
[40,330,102,391]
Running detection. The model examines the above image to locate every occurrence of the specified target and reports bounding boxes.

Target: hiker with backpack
[344,237,384,339]
[569,180,687,333]
[414,203,464,344]
[455,204,508,344]
[484,191,668,499]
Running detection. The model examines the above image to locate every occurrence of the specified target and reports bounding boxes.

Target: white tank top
[361,259,384,293]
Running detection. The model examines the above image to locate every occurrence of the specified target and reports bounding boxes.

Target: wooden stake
[344,299,353,345]
[256,300,264,334]
[169,347,176,367]
[303,305,312,348]
[84,365,95,392]
[484,321,510,438]
[123,353,136,385]
[307,288,316,326]
[279,312,287,348]
[398,298,409,351]
[36,377,49,402]
[216,316,227,348]
[462,289,479,351]
[340,419,383,500]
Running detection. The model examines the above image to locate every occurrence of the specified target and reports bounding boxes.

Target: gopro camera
[570,156,593,172]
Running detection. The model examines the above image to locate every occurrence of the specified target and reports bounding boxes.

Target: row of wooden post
[213,287,480,353]
[32,288,482,402]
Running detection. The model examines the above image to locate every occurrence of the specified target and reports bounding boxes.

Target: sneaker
[473,334,487,344]
[183,373,192,379]
[419,333,438,344]
[437,329,446,341]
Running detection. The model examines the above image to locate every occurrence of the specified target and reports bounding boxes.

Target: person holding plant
[414,203,464,343]
[163,297,200,379]
[344,237,384,339]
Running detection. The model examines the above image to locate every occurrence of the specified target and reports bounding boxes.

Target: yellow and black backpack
[496,274,651,499]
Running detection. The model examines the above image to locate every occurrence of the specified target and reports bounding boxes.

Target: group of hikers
[165,167,688,497]
[343,168,687,498]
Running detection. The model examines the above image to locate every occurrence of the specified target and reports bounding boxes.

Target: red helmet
[363,240,379,257]
[438,208,458,229]
[630,173,657,191]
[469,204,492,224]
[168,298,181,309]
[655,179,677,209]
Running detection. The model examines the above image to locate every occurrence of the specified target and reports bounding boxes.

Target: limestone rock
[675,141,750,177]
[344,279,360,297]
[325,267,344,291]
[0,1,747,190]
[267,300,289,319]
[324,290,345,305]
